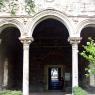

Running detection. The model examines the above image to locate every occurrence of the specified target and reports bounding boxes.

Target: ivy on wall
[0,0,4,9]
[25,0,35,15]
[0,0,35,15]
[9,0,18,15]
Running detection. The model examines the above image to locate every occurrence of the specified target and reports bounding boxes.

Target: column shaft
[0,58,4,90]
[23,43,29,95]
[68,37,82,89]
[3,58,8,89]
[20,37,33,95]
[72,43,78,87]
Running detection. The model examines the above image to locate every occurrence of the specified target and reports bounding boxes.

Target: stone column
[3,58,8,89]
[90,75,95,87]
[68,37,81,87]
[0,39,4,90]
[19,37,33,95]
[0,58,4,90]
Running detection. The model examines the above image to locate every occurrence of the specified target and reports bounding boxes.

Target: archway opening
[79,26,95,94]
[29,18,72,93]
[0,26,23,90]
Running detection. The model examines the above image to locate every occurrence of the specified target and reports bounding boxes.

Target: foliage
[25,0,35,14]
[73,87,87,95]
[0,0,18,15]
[0,0,3,8]
[0,0,35,15]
[0,0,4,9]
[0,90,22,95]
[9,0,18,16]
[80,37,95,76]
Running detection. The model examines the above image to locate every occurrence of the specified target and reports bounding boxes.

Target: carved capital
[68,37,82,44]
[19,37,34,50]
[19,37,34,45]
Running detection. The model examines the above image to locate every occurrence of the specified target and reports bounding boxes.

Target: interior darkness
[79,27,95,92]
[0,27,23,90]
[29,18,72,92]
[80,27,95,45]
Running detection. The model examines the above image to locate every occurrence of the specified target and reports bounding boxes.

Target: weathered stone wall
[35,0,95,16]
[0,0,95,17]
[0,0,95,93]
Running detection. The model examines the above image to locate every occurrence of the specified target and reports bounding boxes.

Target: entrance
[0,27,23,90]
[30,18,72,92]
[48,67,63,90]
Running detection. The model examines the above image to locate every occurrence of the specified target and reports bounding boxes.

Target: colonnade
[20,37,81,95]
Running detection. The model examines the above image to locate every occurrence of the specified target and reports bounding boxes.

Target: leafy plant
[73,87,87,95]
[9,0,18,16]
[0,90,22,95]
[80,37,95,76]
[25,0,35,14]
[0,0,35,15]
[0,0,4,9]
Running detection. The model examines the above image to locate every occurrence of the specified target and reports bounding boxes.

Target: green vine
[0,0,4,9]
[9,0,18,16]
[0,0,35,15]
[25,0,35,15]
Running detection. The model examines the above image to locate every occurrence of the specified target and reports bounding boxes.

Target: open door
[48,67,63,90]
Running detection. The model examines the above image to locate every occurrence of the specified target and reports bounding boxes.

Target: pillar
[0,39,4,90]
[68,37,81,87]
[90,75,95,87]
[19,37,33,95]
[3,58,8,89]
[0,58,4,90]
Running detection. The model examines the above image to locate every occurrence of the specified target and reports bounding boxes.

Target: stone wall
[0,0,95,16]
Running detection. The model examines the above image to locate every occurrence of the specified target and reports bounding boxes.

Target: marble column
[68,37,81,87]
[20,37,33,95]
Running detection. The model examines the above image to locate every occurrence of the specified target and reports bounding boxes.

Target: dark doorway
[30,18,72,92]
[0,27,23,90]
[79,26,95,94]
[48,67,63,90]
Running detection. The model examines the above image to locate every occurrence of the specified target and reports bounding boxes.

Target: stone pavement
[29,92,69,95]
[29,92,95,95]
[30,92,95,95]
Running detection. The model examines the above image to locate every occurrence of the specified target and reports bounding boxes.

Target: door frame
[44,65,64,90]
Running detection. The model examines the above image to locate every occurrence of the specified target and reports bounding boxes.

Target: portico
[20,16,81,95]
[0,8,94,95]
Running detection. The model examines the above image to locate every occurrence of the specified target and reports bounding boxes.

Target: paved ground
[30,92,68,95]
[29,92,95,95]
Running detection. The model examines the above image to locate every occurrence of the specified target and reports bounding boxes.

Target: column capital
[19,37,34,45]
[68,37,82,44]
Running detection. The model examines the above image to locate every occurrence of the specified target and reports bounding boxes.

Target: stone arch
[29,15,72,92]
[77,19,95,36]
[0,19,23,90]
[27,9,74,37]
[0,19,25,36]
[78,19,95,90]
